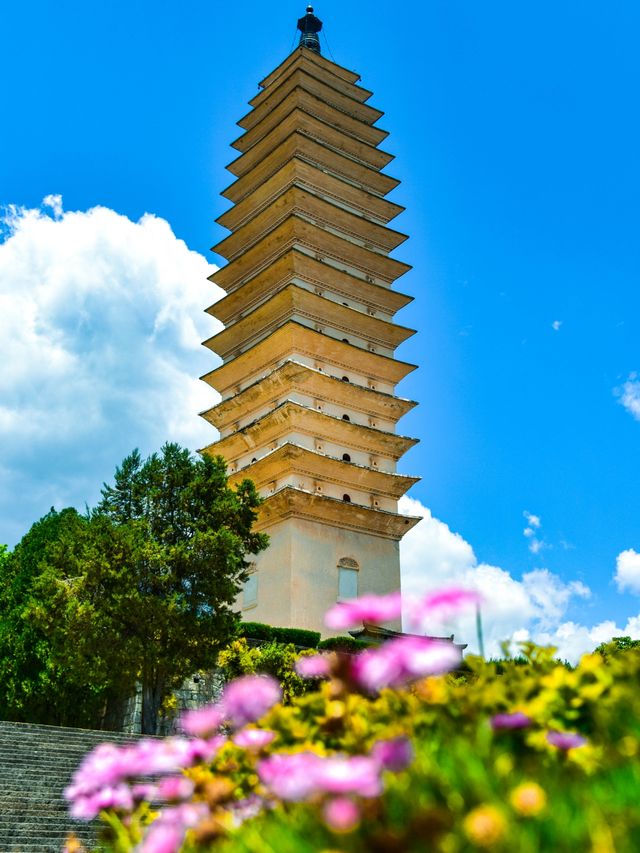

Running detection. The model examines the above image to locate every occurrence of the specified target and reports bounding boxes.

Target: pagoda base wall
[239,515,401,636]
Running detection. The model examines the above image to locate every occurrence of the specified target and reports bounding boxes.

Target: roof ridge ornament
[297,5,323,55]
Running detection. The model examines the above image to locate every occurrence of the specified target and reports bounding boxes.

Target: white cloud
[523,510,545,553]
[399,495,608,663]
[552,320,562,331]
[42,193,63,219]
[616,373,640,421]
[536,614,640,663]
[0,197,222,546]
[615,549,640,595]
[523,511,540,529]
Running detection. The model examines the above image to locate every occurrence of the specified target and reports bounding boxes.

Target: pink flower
[180,704,224,737]
[222,675,282,727]
[546,730,588,750]
[233,728,276,750]
[139,823,184,853]
[325,591,402,630]
[323,797,361,832]
[228,794,267,826]
[296,654,332,679]
[258,752,323,801]
[132,783,157,801]
[352,636,462,693]
[258,753,383,801]
[408,587,481,627]
[68,783,134,820]
[313,755,382,797]
[182,675,282,736]
[491,712,532,731]
[156,775,195,802]
[65,736,225,821]
[371,737,414,772]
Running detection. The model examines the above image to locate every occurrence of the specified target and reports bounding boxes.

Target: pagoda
[200,7,420,635]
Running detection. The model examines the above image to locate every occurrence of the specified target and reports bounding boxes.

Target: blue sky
[1,1,639,657]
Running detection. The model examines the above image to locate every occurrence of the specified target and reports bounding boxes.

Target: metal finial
[297,5,322,54]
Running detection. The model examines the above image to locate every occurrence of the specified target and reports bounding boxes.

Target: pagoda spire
[297,5,322,54]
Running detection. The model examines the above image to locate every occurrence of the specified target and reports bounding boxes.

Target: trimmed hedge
[271,627,320,648]
[317,636,369,653]
[238,621,320,649]
[237,622,273,641]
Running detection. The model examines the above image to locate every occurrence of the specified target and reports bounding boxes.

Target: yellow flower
[509,782,547,817]
[463,805,507,847]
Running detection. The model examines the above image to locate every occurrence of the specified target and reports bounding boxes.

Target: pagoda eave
[226,110,394,178]
[222,133,399,204]
[205,284,415,358]
[217,158,403,233]
[200,361,417,431]
[211,217,411,293]
[200,321,417,395]
[253,487,421,540]
[258,45,361,90]
[231,91,390,154]
[207,250,413,324]
[202,400,419,463]
[238,70,383,133]
[250,52,374,107]
[212,187,408,261]
[228,443,420,500]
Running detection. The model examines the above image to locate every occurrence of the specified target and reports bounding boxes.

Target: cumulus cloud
[0,197,222,546]
[535,614,640,664]
[398,495,625,663]
[42,193,63,219]
[614,549,640,595]
[552,320,562,331]
[616,373,640,421]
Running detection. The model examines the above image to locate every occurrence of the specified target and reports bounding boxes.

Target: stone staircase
[0,720,141,853]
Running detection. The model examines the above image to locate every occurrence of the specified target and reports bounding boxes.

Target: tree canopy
[0,444,268,733]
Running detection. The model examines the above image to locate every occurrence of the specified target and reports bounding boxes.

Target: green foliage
[217,638,317,703]
[0,508,120,727]
[270,627,320,648]
[237,622,321,648]
[237,622,275,641]
[594,635,640,657]
[82,644,640,852]
[0,444,268,732]
[213,646,640,852]
[317,635,369,653]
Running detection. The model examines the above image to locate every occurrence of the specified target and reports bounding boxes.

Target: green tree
[0,444,268,733]
[217,638,317,703]
[0,509,121,726]
[595,635,640,657]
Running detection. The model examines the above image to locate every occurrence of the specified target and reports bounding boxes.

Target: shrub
[64,592,640,853]
[237,622,274,642]
[317,635,369,653]
[270,627,320,648]
[217,638,316,703]
[237,623,321,648]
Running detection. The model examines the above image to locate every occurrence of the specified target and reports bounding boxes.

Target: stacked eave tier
[201,46,420,536]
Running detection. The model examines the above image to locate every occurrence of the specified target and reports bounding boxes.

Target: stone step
[0,720,147,852]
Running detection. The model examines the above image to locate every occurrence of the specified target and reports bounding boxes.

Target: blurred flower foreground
[64,588,640,852]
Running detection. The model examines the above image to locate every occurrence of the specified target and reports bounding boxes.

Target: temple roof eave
[204,284,416,358]
[207,249,413,324]
[227,443,420,499]
[199,360,418,429]
[212,186,408,261]
[253,486,421,540]
[258,45,361,90]
[200,321,418,394]
[200,400,419,463]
